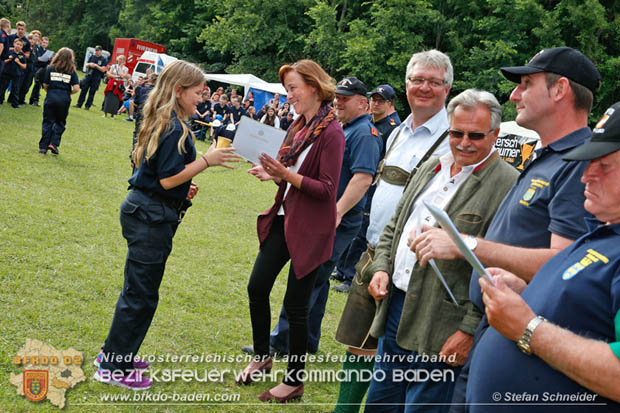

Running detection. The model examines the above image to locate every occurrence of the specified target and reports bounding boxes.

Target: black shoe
[332,283,351,293]
[330,271,345,282]
[241,345,282,357]
[30,102,40,107]
[73,104,81,109]
[11,103,20,108]
[84,106,90,110]
[48,144,59,155]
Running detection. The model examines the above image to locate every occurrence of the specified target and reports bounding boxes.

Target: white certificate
[423,201,495,285]
[233,116,287,165]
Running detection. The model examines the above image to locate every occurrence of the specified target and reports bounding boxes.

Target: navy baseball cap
[501,47,601,94]
[564,102,620,161]
[335,77,367,96]
[368,84,395,101]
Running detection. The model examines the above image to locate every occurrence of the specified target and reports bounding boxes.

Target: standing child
[0,37,26,108]
[93,60,240,390]
[38,47,79,155]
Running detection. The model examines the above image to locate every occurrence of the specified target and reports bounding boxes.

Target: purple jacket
[257,120,345,279]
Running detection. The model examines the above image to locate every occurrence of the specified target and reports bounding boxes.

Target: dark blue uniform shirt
[129,113,197,201]
[468,219,620,412]
[338,114,383,227]
[87,54,107,80]
[43,66,79,94]
[213,102,231,119]
[0,29,9,60]
[8,34,30,55]
[470,127,592,311]
[373,111,401,159]
[230,105,246,123]
[4,51,26,77]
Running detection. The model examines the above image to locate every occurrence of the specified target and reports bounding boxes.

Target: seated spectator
[256,104,268,120]
[213,94,232,123]
[278,101,291,118]
[246,105,257,120]
[247,91,254,107]
[261,106,280,128]
[280,111,294,130]
[269,92,281,110]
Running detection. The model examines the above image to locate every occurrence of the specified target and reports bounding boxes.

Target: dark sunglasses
[448,129,494,141]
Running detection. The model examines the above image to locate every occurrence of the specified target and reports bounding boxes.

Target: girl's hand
[187,182,199,200]
[204,141,242,169]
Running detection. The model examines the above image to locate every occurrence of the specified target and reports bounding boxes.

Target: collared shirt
[0,29,9,60]
[366,108,450,247]
[339,113,382,228]
[373,110,401,158]
[392,148,496,291]
[469,127,592,311]
[468,221,620,412]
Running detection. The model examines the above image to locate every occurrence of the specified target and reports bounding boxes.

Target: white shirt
[278,143,313,215]
[392,148,496,292]
[366,108,450,247]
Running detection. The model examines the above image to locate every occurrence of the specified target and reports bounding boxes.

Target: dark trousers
[29,68,45,104]
[18,64,34,104]
[448,316,489,413]
[0,72,21,105]
[364,289,461,413]
[76,75,101,109]
[335,212,370,283]
[39,93,70,150]
[270,219,361,353]
[100,190,180,373]
[247,216,321,386]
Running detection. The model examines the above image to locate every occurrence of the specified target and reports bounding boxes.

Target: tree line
[3,0,619,120]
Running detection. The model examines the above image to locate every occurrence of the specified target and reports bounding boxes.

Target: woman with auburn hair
[38,47,79,155]
[93,60,240,390]
[240,59,345,402]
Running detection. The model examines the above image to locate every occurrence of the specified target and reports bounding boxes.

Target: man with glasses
[410,47,601,411]
[369,84,401,156]
[363,89,518,411]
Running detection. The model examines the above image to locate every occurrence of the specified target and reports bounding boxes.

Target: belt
[135,188,185,210]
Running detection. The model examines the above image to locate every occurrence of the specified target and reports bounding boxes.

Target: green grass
[0,82,350,412]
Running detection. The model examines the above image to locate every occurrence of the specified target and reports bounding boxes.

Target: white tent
[203,73,287,97]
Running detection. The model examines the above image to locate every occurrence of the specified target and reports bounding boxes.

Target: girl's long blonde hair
[132,60,205,168]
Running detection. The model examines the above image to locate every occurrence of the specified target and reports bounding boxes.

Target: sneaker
[124,118,134,122]
[48,145,59,155]
[93,367,152,390]
[74,104,81,108]
[30,102,40,107]
[93,350,150,370]
[39,149,47,156]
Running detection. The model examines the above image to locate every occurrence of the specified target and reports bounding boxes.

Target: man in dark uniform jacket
[280,112,294,130]
[229,95,246,125]
[0,18,11,78]
[0,38,27,107]
[75,45,107,110]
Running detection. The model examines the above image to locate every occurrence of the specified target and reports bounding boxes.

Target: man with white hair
[364,89,518,411]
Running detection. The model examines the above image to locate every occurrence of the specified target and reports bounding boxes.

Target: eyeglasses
[448,129,494,141]
[407,77,446,88]
[370,97,387,104]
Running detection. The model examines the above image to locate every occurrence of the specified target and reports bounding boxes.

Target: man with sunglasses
[363,89,518,412]
[410,47,601,411]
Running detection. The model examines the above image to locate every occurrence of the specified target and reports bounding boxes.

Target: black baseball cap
[368,84,395,101]
[564,102,620,161]
[95,45,103,51]
[501,47,601,94]
[335,77,367,96]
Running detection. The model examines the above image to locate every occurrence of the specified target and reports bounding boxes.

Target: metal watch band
[517,315,547,355]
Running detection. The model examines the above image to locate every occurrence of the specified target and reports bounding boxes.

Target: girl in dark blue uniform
[94,60,240,390]
[39,47,79,155]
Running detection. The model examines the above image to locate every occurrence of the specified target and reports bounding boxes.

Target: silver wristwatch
[464,235,478,251]
[517,315,547,355]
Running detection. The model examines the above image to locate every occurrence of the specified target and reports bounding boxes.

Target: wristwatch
[464,235,478,251]
[517,315,547,355]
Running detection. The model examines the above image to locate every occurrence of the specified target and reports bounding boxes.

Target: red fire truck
[108,38,166,75]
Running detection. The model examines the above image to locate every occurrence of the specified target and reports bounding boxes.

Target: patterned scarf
[278,103,336,167]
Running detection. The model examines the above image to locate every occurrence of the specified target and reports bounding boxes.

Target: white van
[131,51,177,84]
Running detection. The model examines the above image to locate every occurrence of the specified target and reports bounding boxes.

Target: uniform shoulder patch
[389,118,396,126]
[371,127,378,137]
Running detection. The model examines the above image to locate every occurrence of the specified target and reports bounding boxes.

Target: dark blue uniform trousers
[39,92,70,150]
[76,75,101,109]
[0,72,22,105]
[100,190,179,373]
[270,219,361,353]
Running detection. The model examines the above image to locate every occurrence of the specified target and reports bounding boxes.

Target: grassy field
[0,81,350,412]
